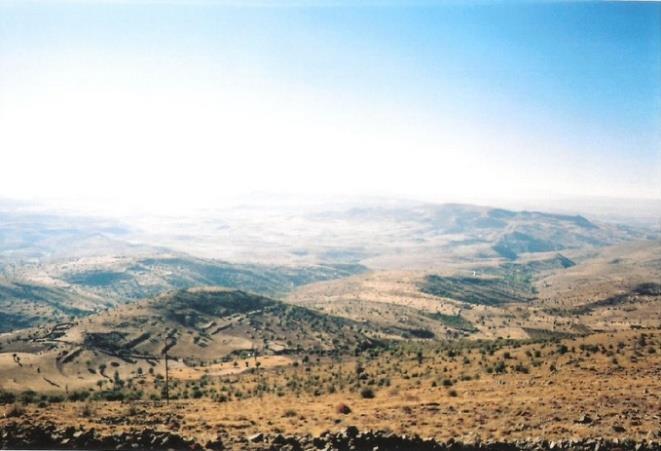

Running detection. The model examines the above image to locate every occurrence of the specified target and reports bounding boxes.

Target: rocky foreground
[1,423,659,451]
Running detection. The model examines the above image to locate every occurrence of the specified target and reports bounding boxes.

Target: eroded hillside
[287,240,661,340]
[0,288,379,394]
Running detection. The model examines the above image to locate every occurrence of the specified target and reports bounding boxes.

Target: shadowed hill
[74,287,379,361]
[0,288,380,393]
[55,256,367,302]
[0,279,102,333]
[0,256,366,333]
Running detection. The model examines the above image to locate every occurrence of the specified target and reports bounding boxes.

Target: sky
[0,0,659,213]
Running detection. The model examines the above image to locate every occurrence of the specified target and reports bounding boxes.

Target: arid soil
[2,330,659,450]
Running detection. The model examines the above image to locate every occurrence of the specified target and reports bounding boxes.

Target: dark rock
[160,435,172,447]
[344,426,359,439]
[206,437,225,450]
[2,422,657,451]
[249,433,264,443]
[577,414,593,424]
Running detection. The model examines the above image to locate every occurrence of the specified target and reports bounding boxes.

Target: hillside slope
[0,279,103,333]
[0,255,366,332]
[54,256,365,301]
[0,288,377,393]
[288,240,661,340]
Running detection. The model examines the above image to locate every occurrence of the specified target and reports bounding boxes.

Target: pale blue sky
[0,1,659,209]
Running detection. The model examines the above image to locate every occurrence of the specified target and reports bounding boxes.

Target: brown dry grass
[2,329,658,446]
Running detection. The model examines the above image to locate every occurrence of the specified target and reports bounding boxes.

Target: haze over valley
[1,0,660,450]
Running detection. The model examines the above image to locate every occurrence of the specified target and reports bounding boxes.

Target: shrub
[68,391,90,402]
[126,391,143,401]
[448,389,458,397]
[94,390,125,401]
[360,388,375,399]
[79,403,95,418]
[47,395,65,403]
[336,403,352,414]
[191,388,204,399]
[514,363,529,374]
[20,390,37,404]
[0,391,16,405]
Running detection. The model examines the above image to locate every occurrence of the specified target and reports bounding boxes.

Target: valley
[0,200,659,449]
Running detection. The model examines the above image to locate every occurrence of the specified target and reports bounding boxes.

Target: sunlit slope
[0,288,377,393]
[288,240,661,340]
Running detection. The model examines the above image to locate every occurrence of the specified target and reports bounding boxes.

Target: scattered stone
[272,433,286,445]
[249,432,264,443]
[1,422,658,450]
[343,426,359,439]
[577,414,593,424]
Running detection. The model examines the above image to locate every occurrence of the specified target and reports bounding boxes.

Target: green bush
[191,388,204,399]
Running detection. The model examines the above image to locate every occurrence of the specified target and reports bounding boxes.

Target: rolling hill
[54,256,366,301]
[309,203,651,263]
[0,254,366,332]
[288,240,661,340]
[0,279,104,333]
[0,288,378,394]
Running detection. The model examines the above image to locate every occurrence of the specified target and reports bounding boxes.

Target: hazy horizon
[2,192,660,228]
[1,1,660,213]
[1,3,660,447]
